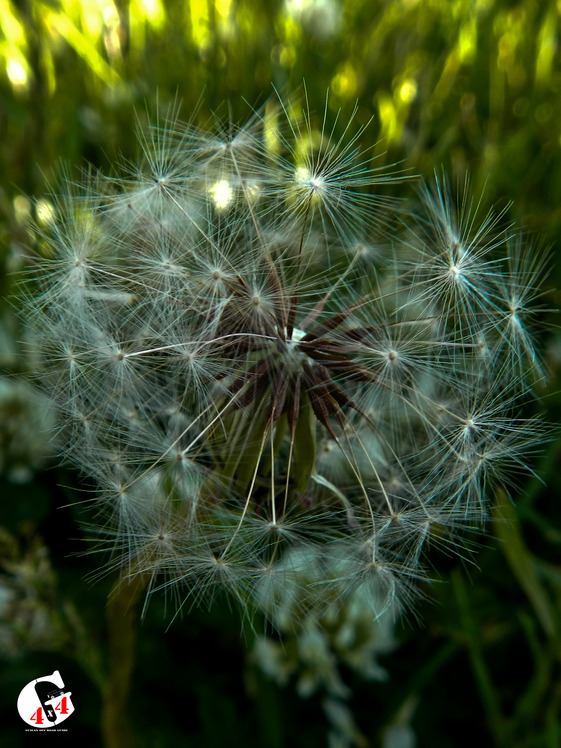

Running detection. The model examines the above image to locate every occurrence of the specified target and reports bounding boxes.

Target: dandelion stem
[102,573,147,748]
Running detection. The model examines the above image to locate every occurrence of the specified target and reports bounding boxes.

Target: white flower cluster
[25,98,548,622]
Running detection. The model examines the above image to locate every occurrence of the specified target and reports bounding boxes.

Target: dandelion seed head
[22,95,550,628]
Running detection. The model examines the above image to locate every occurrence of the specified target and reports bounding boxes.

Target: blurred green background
[1,0,560,746]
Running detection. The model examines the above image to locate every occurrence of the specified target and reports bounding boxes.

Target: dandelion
[23,95,548,628]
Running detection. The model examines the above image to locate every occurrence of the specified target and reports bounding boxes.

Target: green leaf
[493,494,557,639]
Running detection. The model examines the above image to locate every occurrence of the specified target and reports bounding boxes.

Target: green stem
[102,574,147,748]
